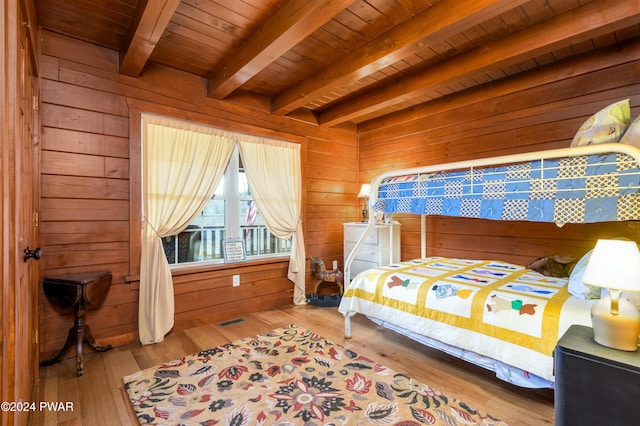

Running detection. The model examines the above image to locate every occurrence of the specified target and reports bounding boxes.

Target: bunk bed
[339,143,640,388]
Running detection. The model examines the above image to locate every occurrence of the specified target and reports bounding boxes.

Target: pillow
[620,115,640,148]
[568,250,601,299]
[569,238,640,300]
[570,99,631,147]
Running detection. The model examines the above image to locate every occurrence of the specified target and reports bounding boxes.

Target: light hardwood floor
[29,304,554,425]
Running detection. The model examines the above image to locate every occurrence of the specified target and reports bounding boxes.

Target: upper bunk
[344,142,640,285]
[370,143,640,226]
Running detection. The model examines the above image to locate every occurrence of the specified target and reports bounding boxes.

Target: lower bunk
[338,256,595,389]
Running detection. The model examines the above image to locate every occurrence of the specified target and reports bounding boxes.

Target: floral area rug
[123,324,507,425]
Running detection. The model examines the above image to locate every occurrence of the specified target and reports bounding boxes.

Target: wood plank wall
[37,27,640,360]
[358,37,640,266]
[38,29,358,360]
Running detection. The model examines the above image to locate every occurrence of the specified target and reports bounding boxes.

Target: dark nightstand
[554,324,640,426]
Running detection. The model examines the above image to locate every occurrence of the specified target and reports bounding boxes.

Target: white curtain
[238,137,306,304]
[140,114,234,344]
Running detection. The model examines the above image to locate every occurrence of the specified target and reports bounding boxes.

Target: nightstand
[343,221,400,279]
[554,324,640,426]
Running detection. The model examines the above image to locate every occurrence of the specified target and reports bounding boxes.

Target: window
[130,107,308,328]
[161,145,291,265]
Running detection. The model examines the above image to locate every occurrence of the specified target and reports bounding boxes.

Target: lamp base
[591,294,640,351]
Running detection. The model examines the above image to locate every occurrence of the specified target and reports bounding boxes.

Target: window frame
[163,144,292,269]
[127,102,305,280]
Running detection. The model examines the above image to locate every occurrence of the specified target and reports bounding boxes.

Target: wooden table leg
[40,298,112,376]
[76,301,85,376]
[84,324,113,352]
[39,326,75,367]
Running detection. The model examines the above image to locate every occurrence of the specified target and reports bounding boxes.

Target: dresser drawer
[344,225,379,244]
[345,242,380,262]
[351,259,379,276]
[343,221,401,280]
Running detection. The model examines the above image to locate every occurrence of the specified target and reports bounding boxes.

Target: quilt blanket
[338,258,593,381]
[373,153,640,224]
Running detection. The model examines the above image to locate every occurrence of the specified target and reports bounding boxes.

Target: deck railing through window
[162,226,291,264]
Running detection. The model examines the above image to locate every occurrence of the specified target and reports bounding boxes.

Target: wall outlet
[333,260,338,270]
[232,275,240,287]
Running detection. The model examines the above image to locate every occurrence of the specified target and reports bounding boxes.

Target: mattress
[338,257,595,384]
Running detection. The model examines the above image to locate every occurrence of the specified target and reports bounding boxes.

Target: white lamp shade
[357,184,371,198]
[582,239,640,292]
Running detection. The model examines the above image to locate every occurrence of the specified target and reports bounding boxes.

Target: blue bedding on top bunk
[374,153,640,224]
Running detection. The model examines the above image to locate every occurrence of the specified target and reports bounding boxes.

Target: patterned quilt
[374,153,640,224]
[338,257,594,382]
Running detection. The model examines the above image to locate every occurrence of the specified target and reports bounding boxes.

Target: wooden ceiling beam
[318,0,640,127]
[206,0,354,100]
[119,0,181,77]
[272,0,529,116]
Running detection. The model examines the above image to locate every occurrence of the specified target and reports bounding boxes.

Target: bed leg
[343,311,355,339]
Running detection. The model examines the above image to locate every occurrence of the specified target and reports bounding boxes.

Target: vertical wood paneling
[38,30,357,360]
[358,42,640,265]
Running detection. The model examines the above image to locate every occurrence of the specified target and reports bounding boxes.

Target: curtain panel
[140,114,234,344]
[237,137,306,305]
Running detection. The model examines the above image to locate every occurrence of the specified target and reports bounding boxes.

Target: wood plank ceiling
[34,0,640,128]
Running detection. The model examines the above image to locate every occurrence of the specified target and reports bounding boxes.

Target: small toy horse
[310,257,344,294]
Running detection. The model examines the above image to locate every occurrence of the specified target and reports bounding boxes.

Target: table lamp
[582,239,640,351]
[357,184,371,222]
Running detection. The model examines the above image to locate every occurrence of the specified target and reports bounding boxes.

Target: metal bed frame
[343,143,640,339]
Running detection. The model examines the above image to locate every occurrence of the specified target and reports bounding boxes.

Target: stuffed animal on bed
[526,255,576,277]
